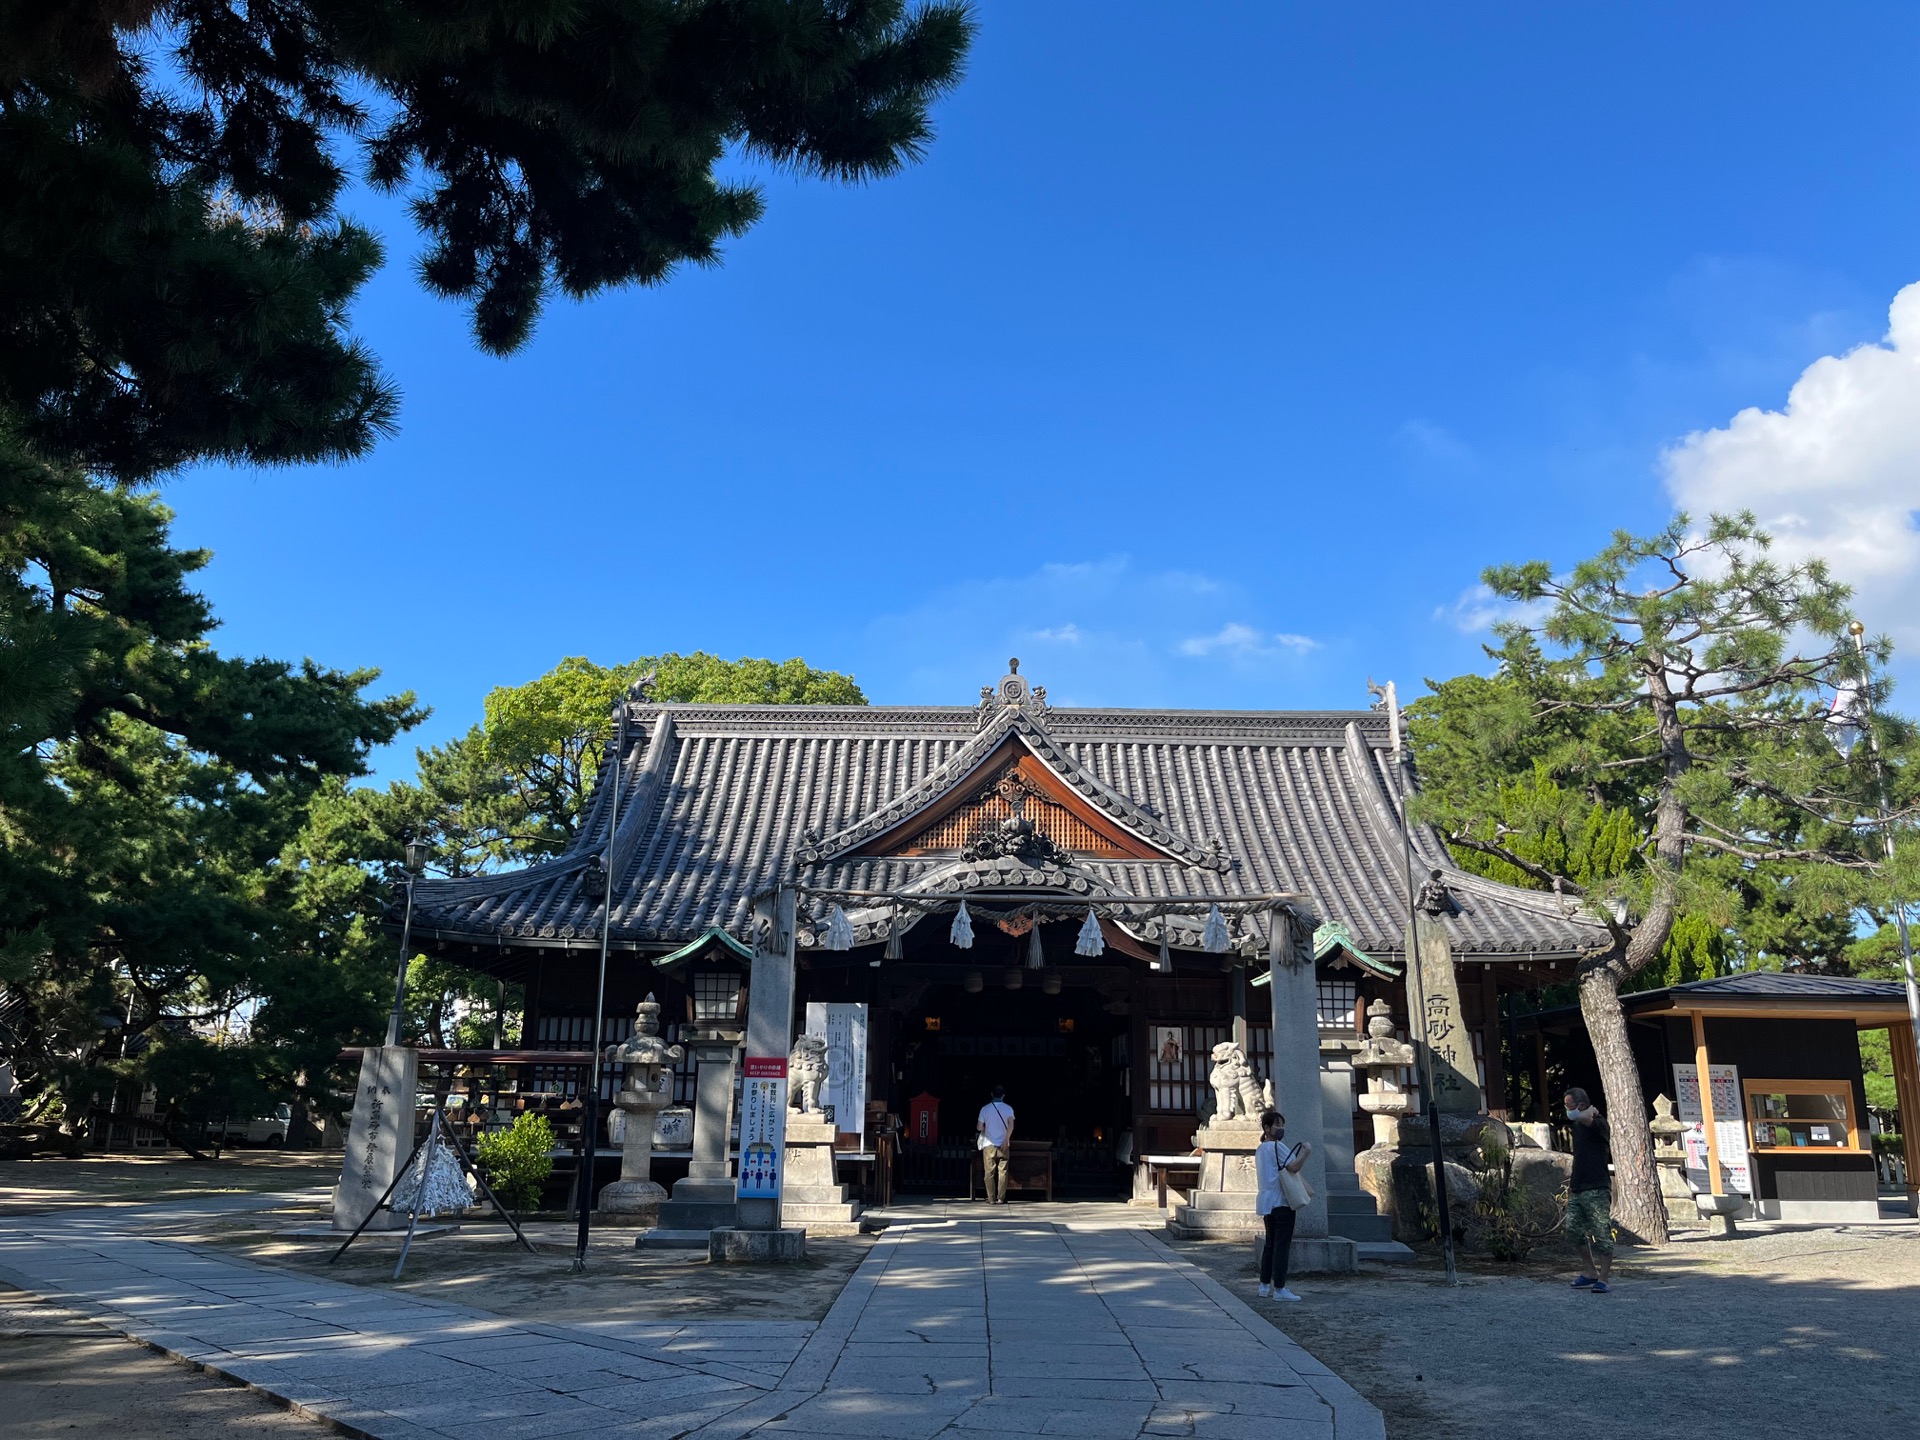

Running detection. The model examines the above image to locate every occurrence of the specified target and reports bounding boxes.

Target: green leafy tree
[379,652,867,873]
[1410,513,1912,1244]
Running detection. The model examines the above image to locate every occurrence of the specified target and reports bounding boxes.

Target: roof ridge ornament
[978,657,1050,730]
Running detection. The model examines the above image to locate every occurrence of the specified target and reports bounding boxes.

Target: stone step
[1182,1190,1258,1212]
[780,1205,863,1227]
[1326,1212,1395,1243]
[1324,1190,1387,1216]
[780,1184,854,1206]
[655,1200,739,1231]
[634,1228,711,1250]
[1356,1240,1417,1264]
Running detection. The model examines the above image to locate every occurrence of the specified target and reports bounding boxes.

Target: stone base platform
[1262,1236,1359,1275]
[709,1227,807,1263]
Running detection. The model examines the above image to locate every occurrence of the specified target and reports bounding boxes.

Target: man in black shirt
[1564,1087,1614,1293]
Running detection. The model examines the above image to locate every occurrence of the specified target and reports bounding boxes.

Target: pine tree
[1410,514,1915,1244]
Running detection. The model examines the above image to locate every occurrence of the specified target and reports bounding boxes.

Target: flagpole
[1845,623,1920,1107]
[573,704,625,1273]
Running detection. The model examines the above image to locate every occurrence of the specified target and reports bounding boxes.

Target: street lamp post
[383,836,432,1049]
[1845,622,1920,1098]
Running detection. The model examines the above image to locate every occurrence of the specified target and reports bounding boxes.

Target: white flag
[1826,687,1864,759]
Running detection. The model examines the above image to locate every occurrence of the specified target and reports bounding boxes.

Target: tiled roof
[405,670,1612,961]
[1634,973,1912,1004]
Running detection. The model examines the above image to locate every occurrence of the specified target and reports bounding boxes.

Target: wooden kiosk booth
[1525,973,1920,1223]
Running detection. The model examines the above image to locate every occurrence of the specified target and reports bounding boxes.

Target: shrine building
[402,662,1608,1213]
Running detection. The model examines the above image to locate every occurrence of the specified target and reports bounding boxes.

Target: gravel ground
[0,1287,329,1439]
[1177,1212,1920,1440]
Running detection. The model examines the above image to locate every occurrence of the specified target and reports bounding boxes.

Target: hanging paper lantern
[950,899,975,949]
[1202,904,1230,954]
[1027,922,1045,969]
[823,905,854,951]
[1074,908,1106,957]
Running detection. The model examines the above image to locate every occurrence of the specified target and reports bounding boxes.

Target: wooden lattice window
[1316,980,1358,1032]
[1147,1024,1228,1113]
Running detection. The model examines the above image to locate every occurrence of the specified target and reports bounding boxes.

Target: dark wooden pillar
[1479,965,1509,1118]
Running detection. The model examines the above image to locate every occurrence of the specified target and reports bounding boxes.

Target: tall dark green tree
[1410,514,1914,1244]
[0,483,420,1143]
[3,0,975,484]
[2,1,964,1142]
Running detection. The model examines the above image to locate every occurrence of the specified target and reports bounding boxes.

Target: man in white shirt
[977,1086,1015,1204]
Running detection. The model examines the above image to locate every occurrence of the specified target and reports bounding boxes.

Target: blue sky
[168,4,1920,780]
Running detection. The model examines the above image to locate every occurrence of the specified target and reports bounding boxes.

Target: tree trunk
[1578,957,1670,1245]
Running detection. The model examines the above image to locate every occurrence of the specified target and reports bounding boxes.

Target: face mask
[1565,1106,1581,1120]
[1272,1127,1286,1141]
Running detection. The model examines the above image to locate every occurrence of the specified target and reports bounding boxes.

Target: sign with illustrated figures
[806,1001,868,1143]
[738,1055,789,1200]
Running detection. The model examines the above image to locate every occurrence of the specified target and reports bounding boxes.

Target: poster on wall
[1153,1028,1184,1068]
[1673,1062,1751,1195]
[737,1056,788,1201]
[805,1002,869,1144]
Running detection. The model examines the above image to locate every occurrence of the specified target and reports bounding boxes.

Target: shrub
[474,1112,555,1212]
[1467,1136,1564,1261]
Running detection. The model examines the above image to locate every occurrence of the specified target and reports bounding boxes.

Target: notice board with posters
[1673,1062,1751,1195]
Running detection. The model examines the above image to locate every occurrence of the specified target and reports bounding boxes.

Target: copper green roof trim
[1253,920,1401,986]
[649,927,754,971]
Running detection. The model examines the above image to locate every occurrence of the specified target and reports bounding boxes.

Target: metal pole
[384,874,416,1049]
[1388,682,1457,1284]
[573,708,625,1272]
[1849,624,1920,1094]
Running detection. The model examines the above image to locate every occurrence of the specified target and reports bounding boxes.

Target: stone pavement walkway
[0,1198,1379,1440]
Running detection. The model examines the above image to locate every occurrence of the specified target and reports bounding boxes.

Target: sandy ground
[0,1287,329,1438]
[205,1204,879,1326]
[1176,1214,1920,1440]
[0,1152,340,1213]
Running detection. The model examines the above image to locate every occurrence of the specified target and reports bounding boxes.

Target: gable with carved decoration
[850,747,1171,862]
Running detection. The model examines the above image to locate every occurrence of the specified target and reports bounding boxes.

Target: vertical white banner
[807,1002,869,1145]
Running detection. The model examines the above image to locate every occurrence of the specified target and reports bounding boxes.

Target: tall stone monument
[647,1027,742,1241]
[332,1046,418,1231]
[1408,873,1483,1114]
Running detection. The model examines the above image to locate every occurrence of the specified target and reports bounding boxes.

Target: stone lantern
[1353,999,1417,1149]
[597,994,683,1220]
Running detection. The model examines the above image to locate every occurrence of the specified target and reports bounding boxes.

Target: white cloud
[1178,623,1320,659]
[861,557,1340,707]
[1178,622,1264,657]
[1435,584,1551,636]
[1397,418,1478,470]
[1662,281,1920,660]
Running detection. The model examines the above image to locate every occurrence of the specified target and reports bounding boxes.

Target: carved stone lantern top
[609,993,684,1071]
[1365,997,1396,1041]
[1649,1092,1683,1155]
